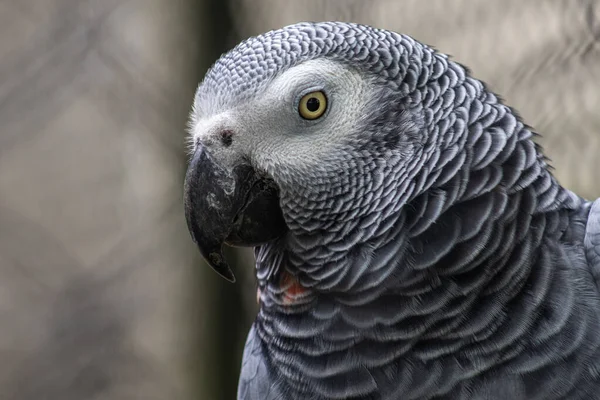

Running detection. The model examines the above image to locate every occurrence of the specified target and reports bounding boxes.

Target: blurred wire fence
[0,1,599,399]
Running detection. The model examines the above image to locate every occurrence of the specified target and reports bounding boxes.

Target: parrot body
[184,22,600,399]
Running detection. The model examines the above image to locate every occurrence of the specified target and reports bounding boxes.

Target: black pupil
[306,97,320,112]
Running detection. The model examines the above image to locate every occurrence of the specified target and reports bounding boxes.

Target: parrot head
[184,22,434,285]
[184,21,502,291]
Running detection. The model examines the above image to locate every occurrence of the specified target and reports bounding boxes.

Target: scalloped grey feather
[193,22,600,400]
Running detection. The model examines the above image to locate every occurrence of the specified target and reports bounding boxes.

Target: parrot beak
[183,144,287,282]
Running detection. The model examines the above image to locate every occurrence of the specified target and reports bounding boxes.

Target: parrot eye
[298,91,327,120]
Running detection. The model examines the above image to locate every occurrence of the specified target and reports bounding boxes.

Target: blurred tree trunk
[189,1,260,399]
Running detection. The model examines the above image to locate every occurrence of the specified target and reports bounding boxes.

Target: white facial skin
[190,59,379,188]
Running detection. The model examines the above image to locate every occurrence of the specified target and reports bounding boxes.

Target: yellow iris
[298,91,327,120]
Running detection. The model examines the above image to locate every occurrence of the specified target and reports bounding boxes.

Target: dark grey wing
[237,325,282,400]
[584,198,600,292]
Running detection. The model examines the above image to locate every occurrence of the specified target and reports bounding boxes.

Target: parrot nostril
[220,129,234,147]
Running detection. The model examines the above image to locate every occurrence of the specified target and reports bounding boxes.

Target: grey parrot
[183,22,600,399]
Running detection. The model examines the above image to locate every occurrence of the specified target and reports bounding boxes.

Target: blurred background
[0,1,599,399]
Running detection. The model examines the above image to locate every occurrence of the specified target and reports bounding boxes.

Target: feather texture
[195,22,600,400]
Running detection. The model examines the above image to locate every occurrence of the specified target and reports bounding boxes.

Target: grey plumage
[188,22,600,399]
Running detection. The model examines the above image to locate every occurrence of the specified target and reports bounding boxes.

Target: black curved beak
[183,145,287,282]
